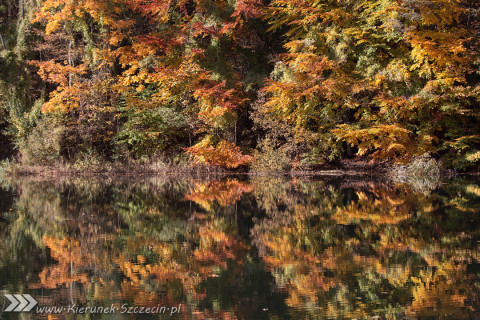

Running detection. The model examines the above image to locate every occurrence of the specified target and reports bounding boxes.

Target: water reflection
[0,176,479,319]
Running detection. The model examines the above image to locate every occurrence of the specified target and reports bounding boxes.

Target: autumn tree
[259,0,480,168]
[2,0,479,170]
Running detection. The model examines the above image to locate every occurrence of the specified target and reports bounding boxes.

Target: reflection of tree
[251,178,480,319]
[1,177,479,319]
[408,262,473,319]
[0,183,65,293]
[332,188,417,225]
[184,179,253,212]
[3,177,256,317]
[33,236,90,289]
[194,219,249,271]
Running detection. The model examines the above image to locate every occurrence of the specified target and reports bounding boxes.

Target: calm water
[0,175,479,319]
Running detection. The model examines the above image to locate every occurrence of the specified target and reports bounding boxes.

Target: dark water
[0,175,479,319]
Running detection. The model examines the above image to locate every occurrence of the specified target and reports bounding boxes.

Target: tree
[260,0,480,168]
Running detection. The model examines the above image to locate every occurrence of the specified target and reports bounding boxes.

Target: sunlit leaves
[260,0,480,167]
[18,0,480,167]
[186,138,252,168]
[332,124,435,161]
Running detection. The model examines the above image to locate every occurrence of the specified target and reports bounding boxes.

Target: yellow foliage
[186,139,252,168]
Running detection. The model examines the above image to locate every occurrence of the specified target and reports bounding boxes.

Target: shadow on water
[0,175,479,319]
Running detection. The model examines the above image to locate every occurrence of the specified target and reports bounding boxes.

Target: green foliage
[72,149,106,171]
[251,137,292,172]
[17,115,64,165]
[0,0,479,171]
[5,97,42,143]
[114,106,188,159]
[440,135,480,170]
[260,0,480,169]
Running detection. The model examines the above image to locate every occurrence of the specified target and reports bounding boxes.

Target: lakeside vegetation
[1,0,480,174]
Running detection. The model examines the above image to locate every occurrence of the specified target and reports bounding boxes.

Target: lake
[0,175,479,319]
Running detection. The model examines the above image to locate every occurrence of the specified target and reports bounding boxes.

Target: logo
[3,294,37,312]
[1,294,182,315]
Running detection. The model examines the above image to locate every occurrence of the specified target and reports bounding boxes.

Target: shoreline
[1,160,478,180]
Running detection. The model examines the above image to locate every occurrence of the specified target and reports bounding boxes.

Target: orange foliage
[186,140,253,168]
[30,236,90,289]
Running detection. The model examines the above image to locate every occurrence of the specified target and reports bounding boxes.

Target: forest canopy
[0,0,479,171]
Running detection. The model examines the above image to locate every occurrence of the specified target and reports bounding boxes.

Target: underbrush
[0,154,227,178]
[389,154,442,193]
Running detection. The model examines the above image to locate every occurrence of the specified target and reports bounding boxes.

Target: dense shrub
[18,116,64,165]
[251,138,292,173]
[390,154,442,193]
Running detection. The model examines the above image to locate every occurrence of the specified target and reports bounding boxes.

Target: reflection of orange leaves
[258,227,336,308]
[375,233,441,266]
[113,237,202,295]
[262,237,320,266]
[119,280,177,306]
[373,260,413,287]
[30,236,90,289]
[184,179,253,210]
[193,222,248,271]
[333,191,411,225]
[408,262,472,318]
[34,267,90,290]
[466,185,480,197]
[284,271,336,308]
[192,309,238,320]
[115,239,183,283]
[186,140,253,168]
